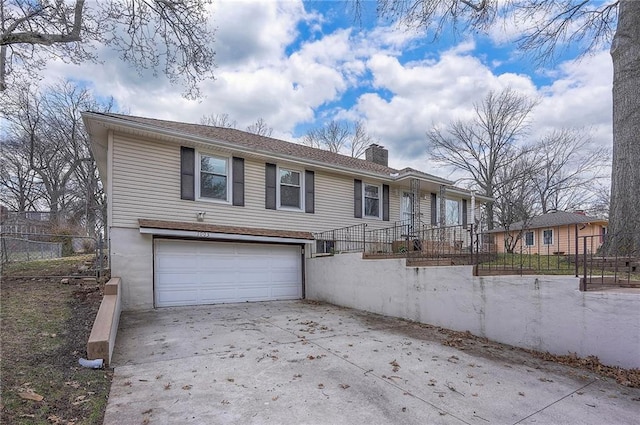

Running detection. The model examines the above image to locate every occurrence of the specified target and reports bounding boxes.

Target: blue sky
[37,0,613,176]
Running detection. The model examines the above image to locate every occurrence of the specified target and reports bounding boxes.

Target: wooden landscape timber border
[87,277,121,367]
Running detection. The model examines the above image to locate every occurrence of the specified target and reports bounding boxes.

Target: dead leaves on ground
[389,359,400,372]
[298,320,331,334]
[18,390,44,402]
[307,354,326,361]
[530,351,640,388]
[437,325,640,388]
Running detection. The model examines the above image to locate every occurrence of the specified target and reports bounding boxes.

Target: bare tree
[0,138,42,211]
[356,0,639,253]
[246,118,273,137]
[350,121,374,158]
[531,128,610,214]
[304,120,376,158]
[199,114,274,137]
[0,0,216,98]
[1,80,113,236]
[304,121,350,153]
[199,113,237,128]
[586,181,610,219]
[492,154,540,253]
[427,88,538,229]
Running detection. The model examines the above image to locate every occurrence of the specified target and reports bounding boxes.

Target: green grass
[3,254,94,276]
[479,253,577,274]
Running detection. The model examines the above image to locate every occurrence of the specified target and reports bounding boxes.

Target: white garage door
[154,239,302,307]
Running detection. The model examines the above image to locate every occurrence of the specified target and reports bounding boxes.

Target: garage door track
[105,301,640,424]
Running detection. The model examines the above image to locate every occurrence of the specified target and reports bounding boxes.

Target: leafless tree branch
[0,0,216,97]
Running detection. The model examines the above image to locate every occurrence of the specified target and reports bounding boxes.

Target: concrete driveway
[104,301,639,424]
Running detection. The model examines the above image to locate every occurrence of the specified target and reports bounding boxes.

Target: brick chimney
[365,144,388,166]
[573,210,586,215]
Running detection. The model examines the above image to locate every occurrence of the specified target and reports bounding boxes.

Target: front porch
[312,222,640,289]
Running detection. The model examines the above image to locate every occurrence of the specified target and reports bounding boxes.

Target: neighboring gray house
[82,113,490,310]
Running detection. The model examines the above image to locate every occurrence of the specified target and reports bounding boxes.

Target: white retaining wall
[306,253,640,369]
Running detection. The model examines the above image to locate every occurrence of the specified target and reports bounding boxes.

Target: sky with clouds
[36,0,613,179]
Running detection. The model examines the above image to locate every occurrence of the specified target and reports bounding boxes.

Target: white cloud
[356,42,537,170]
[533,50,613,148]
[30,1,612,181]
[210,0,307,69]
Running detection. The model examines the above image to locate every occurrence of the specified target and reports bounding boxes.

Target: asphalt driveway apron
[104,301,640,424]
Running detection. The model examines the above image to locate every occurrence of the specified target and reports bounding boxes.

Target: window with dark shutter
[354,179,362,218]
[305,170,315,213]
[180,147,195,200]
[232,157,244,206]
[265,163,276,209]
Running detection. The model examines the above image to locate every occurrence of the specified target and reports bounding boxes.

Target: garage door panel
[201,269,237,280]
[157,270,199,281]
[270,286,301,298]
[156,289,199,307]
[155,240,302,307]
[234,271,268,283]
[156,255,200,271]
[236,286,271,298]
[198,288,239,304]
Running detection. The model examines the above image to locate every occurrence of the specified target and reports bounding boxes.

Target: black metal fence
[363,222,473,259]
[575,234,639,290]
[312,221,476,263]
[312,224,367,255]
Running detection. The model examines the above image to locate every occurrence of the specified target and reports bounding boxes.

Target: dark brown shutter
[382,184,390,221]
[232,157,244,206]
[305,170,315,213]
[265,163,277,210]
[180,147,195,201]
[354,179,362,218]
[462,199,468,227]
[430,193,437,225]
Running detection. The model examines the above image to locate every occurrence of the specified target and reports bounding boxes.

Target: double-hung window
[524,231,534,247]
[543,229,553,245]
[435,197,461,225]
[364,184,381,218]
[445,199,460,225]
[279,168,302,209]
[199,154,228,201]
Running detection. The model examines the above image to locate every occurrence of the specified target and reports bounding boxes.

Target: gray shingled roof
[492,211,607,232]
[94,113,450,182]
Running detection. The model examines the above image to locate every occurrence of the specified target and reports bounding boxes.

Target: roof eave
[82,112,452,184]
[82,113,109,184]
[393,171,452,186]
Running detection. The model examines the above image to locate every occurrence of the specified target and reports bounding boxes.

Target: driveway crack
[512,380,597,424]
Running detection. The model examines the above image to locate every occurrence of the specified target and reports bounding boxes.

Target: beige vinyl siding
[111,133,402,233]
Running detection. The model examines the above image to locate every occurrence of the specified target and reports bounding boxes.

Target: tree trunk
[608,0,640,254]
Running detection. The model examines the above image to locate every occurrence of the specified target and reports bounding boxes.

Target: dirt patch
[1,256,112,425]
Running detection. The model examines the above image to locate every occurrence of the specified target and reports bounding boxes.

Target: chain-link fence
[1,237,63,262]
[1,232,109,280]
